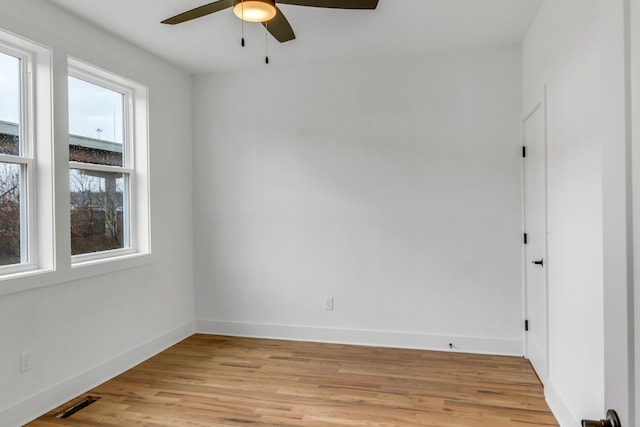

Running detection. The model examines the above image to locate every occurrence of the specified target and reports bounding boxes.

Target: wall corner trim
[544,380,580,427]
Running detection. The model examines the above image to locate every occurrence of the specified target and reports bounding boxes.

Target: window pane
[70,169,128,255]
[0,162,21,266]
[0,51,20,156]
[68,76,124,166]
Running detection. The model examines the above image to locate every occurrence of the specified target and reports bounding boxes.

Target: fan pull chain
[241,0,245,47]
[265,21,269,64]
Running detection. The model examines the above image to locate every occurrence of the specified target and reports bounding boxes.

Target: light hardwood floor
[26,334,558,426]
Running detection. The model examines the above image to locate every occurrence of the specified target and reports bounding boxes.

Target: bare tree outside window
[69,169,124,255]
[0,162,20,265]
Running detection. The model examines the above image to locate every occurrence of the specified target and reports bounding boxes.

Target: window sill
[71,248,138,267]
[0,251,154,297]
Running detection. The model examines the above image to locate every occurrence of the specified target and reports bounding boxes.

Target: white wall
[522,1,604,425]
[0,1,195,425]
[193,47,524,355]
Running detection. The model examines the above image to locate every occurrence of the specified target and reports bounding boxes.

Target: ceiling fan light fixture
[233,0,277,23]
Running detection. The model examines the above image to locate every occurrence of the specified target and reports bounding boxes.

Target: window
[0,51,24,267]
[0,31,53,277]
[68,59,150,264]
[0,28,149,285]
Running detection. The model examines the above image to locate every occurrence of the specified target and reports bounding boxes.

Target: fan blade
[262,6,296,43]
[276,0,378,9]
[161,0,234,25]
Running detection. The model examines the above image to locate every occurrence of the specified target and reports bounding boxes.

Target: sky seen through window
[0,55,124,145]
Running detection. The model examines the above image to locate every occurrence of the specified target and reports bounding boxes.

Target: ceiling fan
[161,0,380,43]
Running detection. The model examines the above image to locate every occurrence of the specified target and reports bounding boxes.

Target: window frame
[0,30,152,292]
[68,58,150,267]
[0,36,49,276]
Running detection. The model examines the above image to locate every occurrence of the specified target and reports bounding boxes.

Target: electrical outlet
[20,351,32,373]
[324,297,334,311]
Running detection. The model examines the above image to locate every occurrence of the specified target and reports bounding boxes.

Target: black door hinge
[522,146,526,158]
[524,233,528,244]
[525,320,529,331]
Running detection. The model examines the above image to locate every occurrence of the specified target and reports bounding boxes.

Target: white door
[523,99,548,382]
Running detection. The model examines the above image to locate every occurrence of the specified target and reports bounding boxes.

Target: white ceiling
[45,0,542,74]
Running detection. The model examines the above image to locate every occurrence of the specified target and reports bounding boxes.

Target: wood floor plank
[25,335,558,427]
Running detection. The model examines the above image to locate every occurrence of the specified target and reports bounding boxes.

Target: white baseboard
[3,320,195,427]
[196,319,523,356]
[544,380,579,427]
